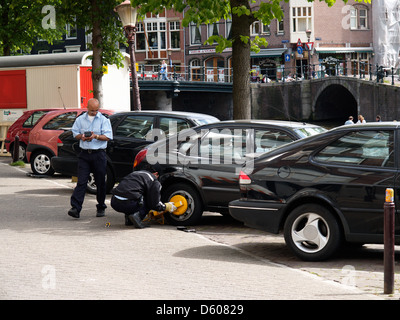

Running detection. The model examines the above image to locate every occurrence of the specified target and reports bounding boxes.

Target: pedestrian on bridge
[344,116,354,125]
[160,60,168,80]
[357,115,366,124]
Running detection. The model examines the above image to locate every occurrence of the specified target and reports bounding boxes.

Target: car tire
[31,151,55,176]
[162,183,203,226]
[86,166,114,194]
[283,204,342,261]
[11,143,27,162]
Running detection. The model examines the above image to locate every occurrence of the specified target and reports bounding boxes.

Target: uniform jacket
[112,170,166,212]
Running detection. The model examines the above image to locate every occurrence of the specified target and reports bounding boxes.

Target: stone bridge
[251,76,400,124]
[138,77,400,123]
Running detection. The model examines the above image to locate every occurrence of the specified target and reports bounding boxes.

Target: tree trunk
[231,0,252,120]
[91,0,104,107]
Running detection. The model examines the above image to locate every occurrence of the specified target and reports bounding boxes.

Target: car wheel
[30,151,55,176]
[11,143,27,162]
[86,166,115,194]
[162,183,203,226]
[283,204,342,261]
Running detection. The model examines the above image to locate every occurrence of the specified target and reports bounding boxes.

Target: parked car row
[9,107,396,261]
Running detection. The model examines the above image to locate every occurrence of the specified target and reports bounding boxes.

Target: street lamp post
[306,29,312,79]
[115,0,141,111]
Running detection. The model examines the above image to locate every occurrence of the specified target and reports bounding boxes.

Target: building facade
[27,1,381,82]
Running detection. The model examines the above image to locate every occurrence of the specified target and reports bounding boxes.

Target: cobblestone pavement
[0,157,395,300]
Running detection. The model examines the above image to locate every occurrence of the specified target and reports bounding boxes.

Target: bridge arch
[313,81,358,125]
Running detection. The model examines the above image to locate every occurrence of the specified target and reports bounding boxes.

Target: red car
[5,109,57,161]
[26,108,114,176]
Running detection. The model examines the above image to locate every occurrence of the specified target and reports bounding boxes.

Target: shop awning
[251,48,287,58]
[315,47,374,54]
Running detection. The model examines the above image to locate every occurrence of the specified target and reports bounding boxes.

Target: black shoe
[96,209,105,217]
[68,207,80,218]
[125,214,133,226]
[128,212,149,229]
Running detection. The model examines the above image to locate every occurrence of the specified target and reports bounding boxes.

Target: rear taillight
[239,170,251,184]
[57,138,63,147]
[134,148,148,168]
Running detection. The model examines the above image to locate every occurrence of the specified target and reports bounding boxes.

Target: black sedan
[134,120,326,226]
[229,122,399,261]
[51,110,219,193]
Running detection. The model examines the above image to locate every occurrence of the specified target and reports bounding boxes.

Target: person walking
[110,166,176,228]
[160,60,168,80]
[68,98,113,219]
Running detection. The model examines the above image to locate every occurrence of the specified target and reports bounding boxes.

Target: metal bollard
[12,136,20,163]
[384,188,395,294]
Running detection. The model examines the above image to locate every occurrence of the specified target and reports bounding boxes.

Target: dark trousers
[70,150,107,213]
[111,196,148,220]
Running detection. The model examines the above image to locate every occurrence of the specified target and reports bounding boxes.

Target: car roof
[197,119,324,129]
[111,110,219,120]
[332,122,400,131]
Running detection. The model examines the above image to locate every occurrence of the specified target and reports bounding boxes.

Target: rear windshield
[43,112,78,130]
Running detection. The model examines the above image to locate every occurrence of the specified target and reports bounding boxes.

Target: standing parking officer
[68,98,113,219]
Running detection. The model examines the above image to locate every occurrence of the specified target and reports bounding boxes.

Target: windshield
[293,126,327,138]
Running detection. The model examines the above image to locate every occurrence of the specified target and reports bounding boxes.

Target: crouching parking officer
[110,165,176,228]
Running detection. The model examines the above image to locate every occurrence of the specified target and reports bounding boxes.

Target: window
[23,111,48,128]
[115,115,154,139]
[169,21,180,49]
[350,6,369,30]
[147,22,158,49]
[190,59,201,81]
[350,7,357,29]
[66,19,77,39]
[262,24,271,35]
[226,19,232,39]
[208,23,219,38]
[255,130,293,153]
[292,6,312,32]
[200,129,247,163]
[314,130,394,167]
[277,19,284,34]
[190,23,202,45]
[359,9,367,28]
[43,113,78,130]
[251,21,260,35]
[136,23,146,51]
[350,52,370,75]
[159,117,190,138]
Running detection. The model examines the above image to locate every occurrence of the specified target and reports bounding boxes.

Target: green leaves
[204,35,233,53]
